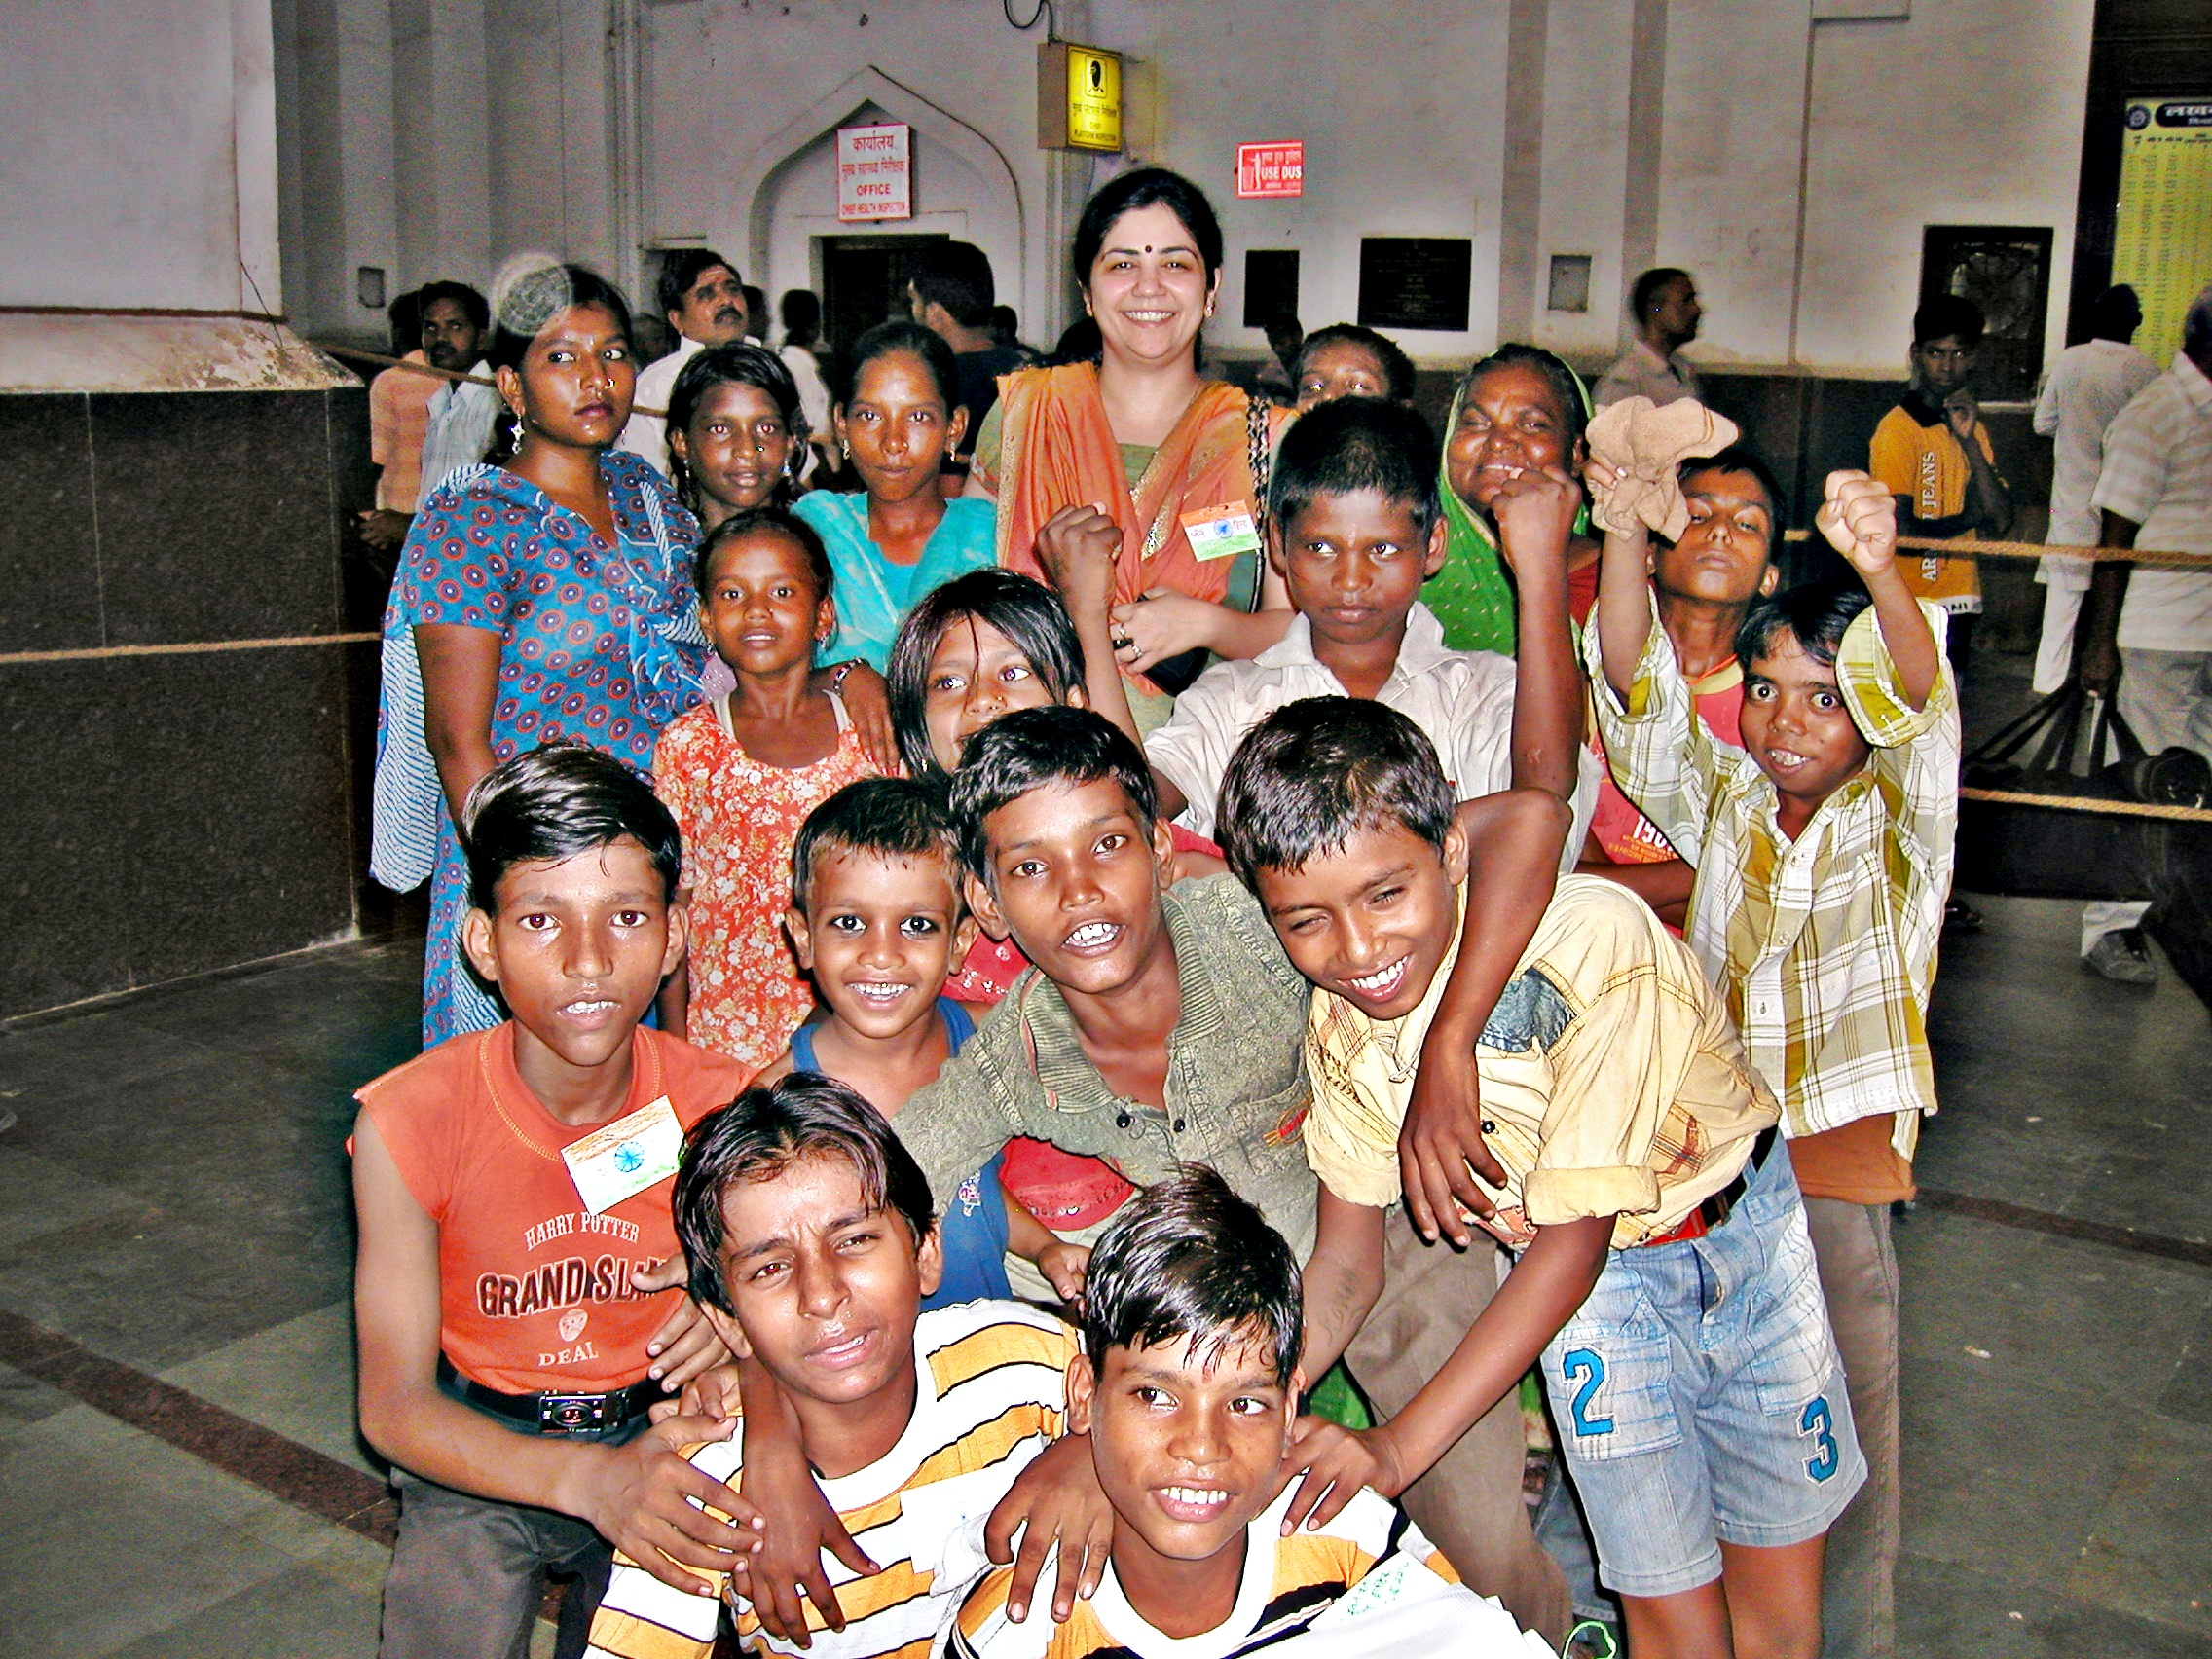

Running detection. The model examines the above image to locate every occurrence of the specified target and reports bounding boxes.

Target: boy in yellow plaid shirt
[1583,465,1956,1659]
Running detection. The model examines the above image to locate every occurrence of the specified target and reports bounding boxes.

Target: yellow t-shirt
[1302,876,1779,1247]
[1867,396,2002,614]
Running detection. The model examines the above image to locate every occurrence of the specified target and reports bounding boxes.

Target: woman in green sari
[1426,344,1601,651]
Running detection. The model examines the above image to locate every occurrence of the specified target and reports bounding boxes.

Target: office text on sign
[836,123,912,222]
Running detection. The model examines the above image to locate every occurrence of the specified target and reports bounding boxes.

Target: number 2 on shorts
[1561,1348,1614,1438]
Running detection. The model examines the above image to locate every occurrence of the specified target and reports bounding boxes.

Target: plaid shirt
[1584,595,1959,1154]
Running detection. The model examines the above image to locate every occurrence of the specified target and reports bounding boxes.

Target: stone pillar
[0,0,372,1017]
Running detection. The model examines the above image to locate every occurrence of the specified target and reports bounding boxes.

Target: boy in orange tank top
[351,746,760,1659]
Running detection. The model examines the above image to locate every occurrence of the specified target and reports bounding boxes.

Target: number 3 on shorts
[1561,1348,1614,1438]
[1800,1395,1839,1482]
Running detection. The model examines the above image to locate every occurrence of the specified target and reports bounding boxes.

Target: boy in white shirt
[950,1169,1554,1659]
[1144,396,1595,866]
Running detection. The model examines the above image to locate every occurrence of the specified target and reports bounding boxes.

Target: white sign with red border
[1235,141,1304,199]
[837,123,912,222]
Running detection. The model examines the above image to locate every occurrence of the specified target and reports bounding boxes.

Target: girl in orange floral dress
[652,507,879,1069]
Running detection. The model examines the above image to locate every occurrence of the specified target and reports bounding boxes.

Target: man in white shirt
[1593,269,1704,410]
[2079,285,2212,983]
[2029,285,2159,693]
[414,280,499,500]
[615,250,750,476]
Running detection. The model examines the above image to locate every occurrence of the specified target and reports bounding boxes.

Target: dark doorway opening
[818,233,951,363]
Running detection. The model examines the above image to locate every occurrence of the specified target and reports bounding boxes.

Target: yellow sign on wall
[1038,41,1123,153]
[2113,99,2212,359]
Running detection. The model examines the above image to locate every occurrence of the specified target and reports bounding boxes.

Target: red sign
[1235,142,1304,199]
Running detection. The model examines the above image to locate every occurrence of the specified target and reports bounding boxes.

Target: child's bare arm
[350,1112,747,1596]
[1583,460,1654,706]
[1819,470,1939,711]
[1036,503,1148,751]
[1282,1215,1613,1531]
[984,1431,1115,1623]
[1297,1190,1386,1382]
[731,1353,882,1641]
[1006,1192,1089,1306]
[1401,789,1570,1246]
[1492,464,1587,801]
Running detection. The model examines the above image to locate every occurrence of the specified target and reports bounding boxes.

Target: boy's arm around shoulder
[350,1107,749,1598]
[1399,788,1569,1247]
[583,1436,751,1659]
[887,1011,1035,1210]
[1285,1214,1612,1535]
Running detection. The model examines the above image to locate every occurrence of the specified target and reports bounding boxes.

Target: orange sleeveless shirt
[357,1023,751,1394]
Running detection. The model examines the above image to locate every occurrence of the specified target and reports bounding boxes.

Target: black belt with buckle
[438,1355,664,1436]
[1701,1124,1781,1231]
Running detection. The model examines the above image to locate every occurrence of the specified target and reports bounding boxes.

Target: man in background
[778,288,835,477]
[909,241,1023,488]
[617,250,750,476]
[361,281,489,550]
[414,280,497,499]
[2030,284,2158,694]
[1594,267,1704,408]
[2077,286,2212,985]
[1868,294,2013,682]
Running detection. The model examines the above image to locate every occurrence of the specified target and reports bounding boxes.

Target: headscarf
[1422,348,1594,656]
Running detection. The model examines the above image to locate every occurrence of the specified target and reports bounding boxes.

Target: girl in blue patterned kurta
[371,264,708,1045]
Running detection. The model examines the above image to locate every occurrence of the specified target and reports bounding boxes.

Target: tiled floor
[1,894,2207,1656]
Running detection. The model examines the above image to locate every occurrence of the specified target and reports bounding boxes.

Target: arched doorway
[732,71,1025,359]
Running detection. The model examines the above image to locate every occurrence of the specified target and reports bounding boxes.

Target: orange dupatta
[992,362,1264,618]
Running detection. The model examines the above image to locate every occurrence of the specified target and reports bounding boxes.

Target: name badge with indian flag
[561,1096,684,1215]
[1180,500,1263,561]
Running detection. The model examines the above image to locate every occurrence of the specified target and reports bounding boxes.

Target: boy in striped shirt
[584,1075,1080,1659]
[951,1169,1550,1659]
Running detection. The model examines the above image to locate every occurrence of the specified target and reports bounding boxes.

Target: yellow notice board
[1037,41,1122,152]
[2113,99,2212,359]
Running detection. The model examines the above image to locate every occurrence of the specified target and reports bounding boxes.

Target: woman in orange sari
[966,167,1293,721]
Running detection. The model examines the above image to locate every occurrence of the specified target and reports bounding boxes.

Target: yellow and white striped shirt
[584,1301,1077,1659]
[950,1484,1555,1658]
[1584,594,1959,1156]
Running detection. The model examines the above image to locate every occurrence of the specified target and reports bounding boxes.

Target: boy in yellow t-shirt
[1866,293,2012,681]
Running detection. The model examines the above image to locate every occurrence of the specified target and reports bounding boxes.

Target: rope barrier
[319,342,671,420]
[1958,786,2212,825]
[1779,526,2212,570]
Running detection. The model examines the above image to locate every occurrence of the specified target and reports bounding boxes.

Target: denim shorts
[1536,1138,1867,1599]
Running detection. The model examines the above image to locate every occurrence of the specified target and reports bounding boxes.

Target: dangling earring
[841,439,852,459]
[507,407,525,446]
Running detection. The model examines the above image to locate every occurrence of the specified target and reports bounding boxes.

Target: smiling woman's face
[1443,361,1581,517]
[1084,202,1218,369]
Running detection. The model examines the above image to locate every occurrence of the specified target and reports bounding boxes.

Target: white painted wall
[260,0,2104,378]
[0,0,281,313]
[1795,1,2096,378]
